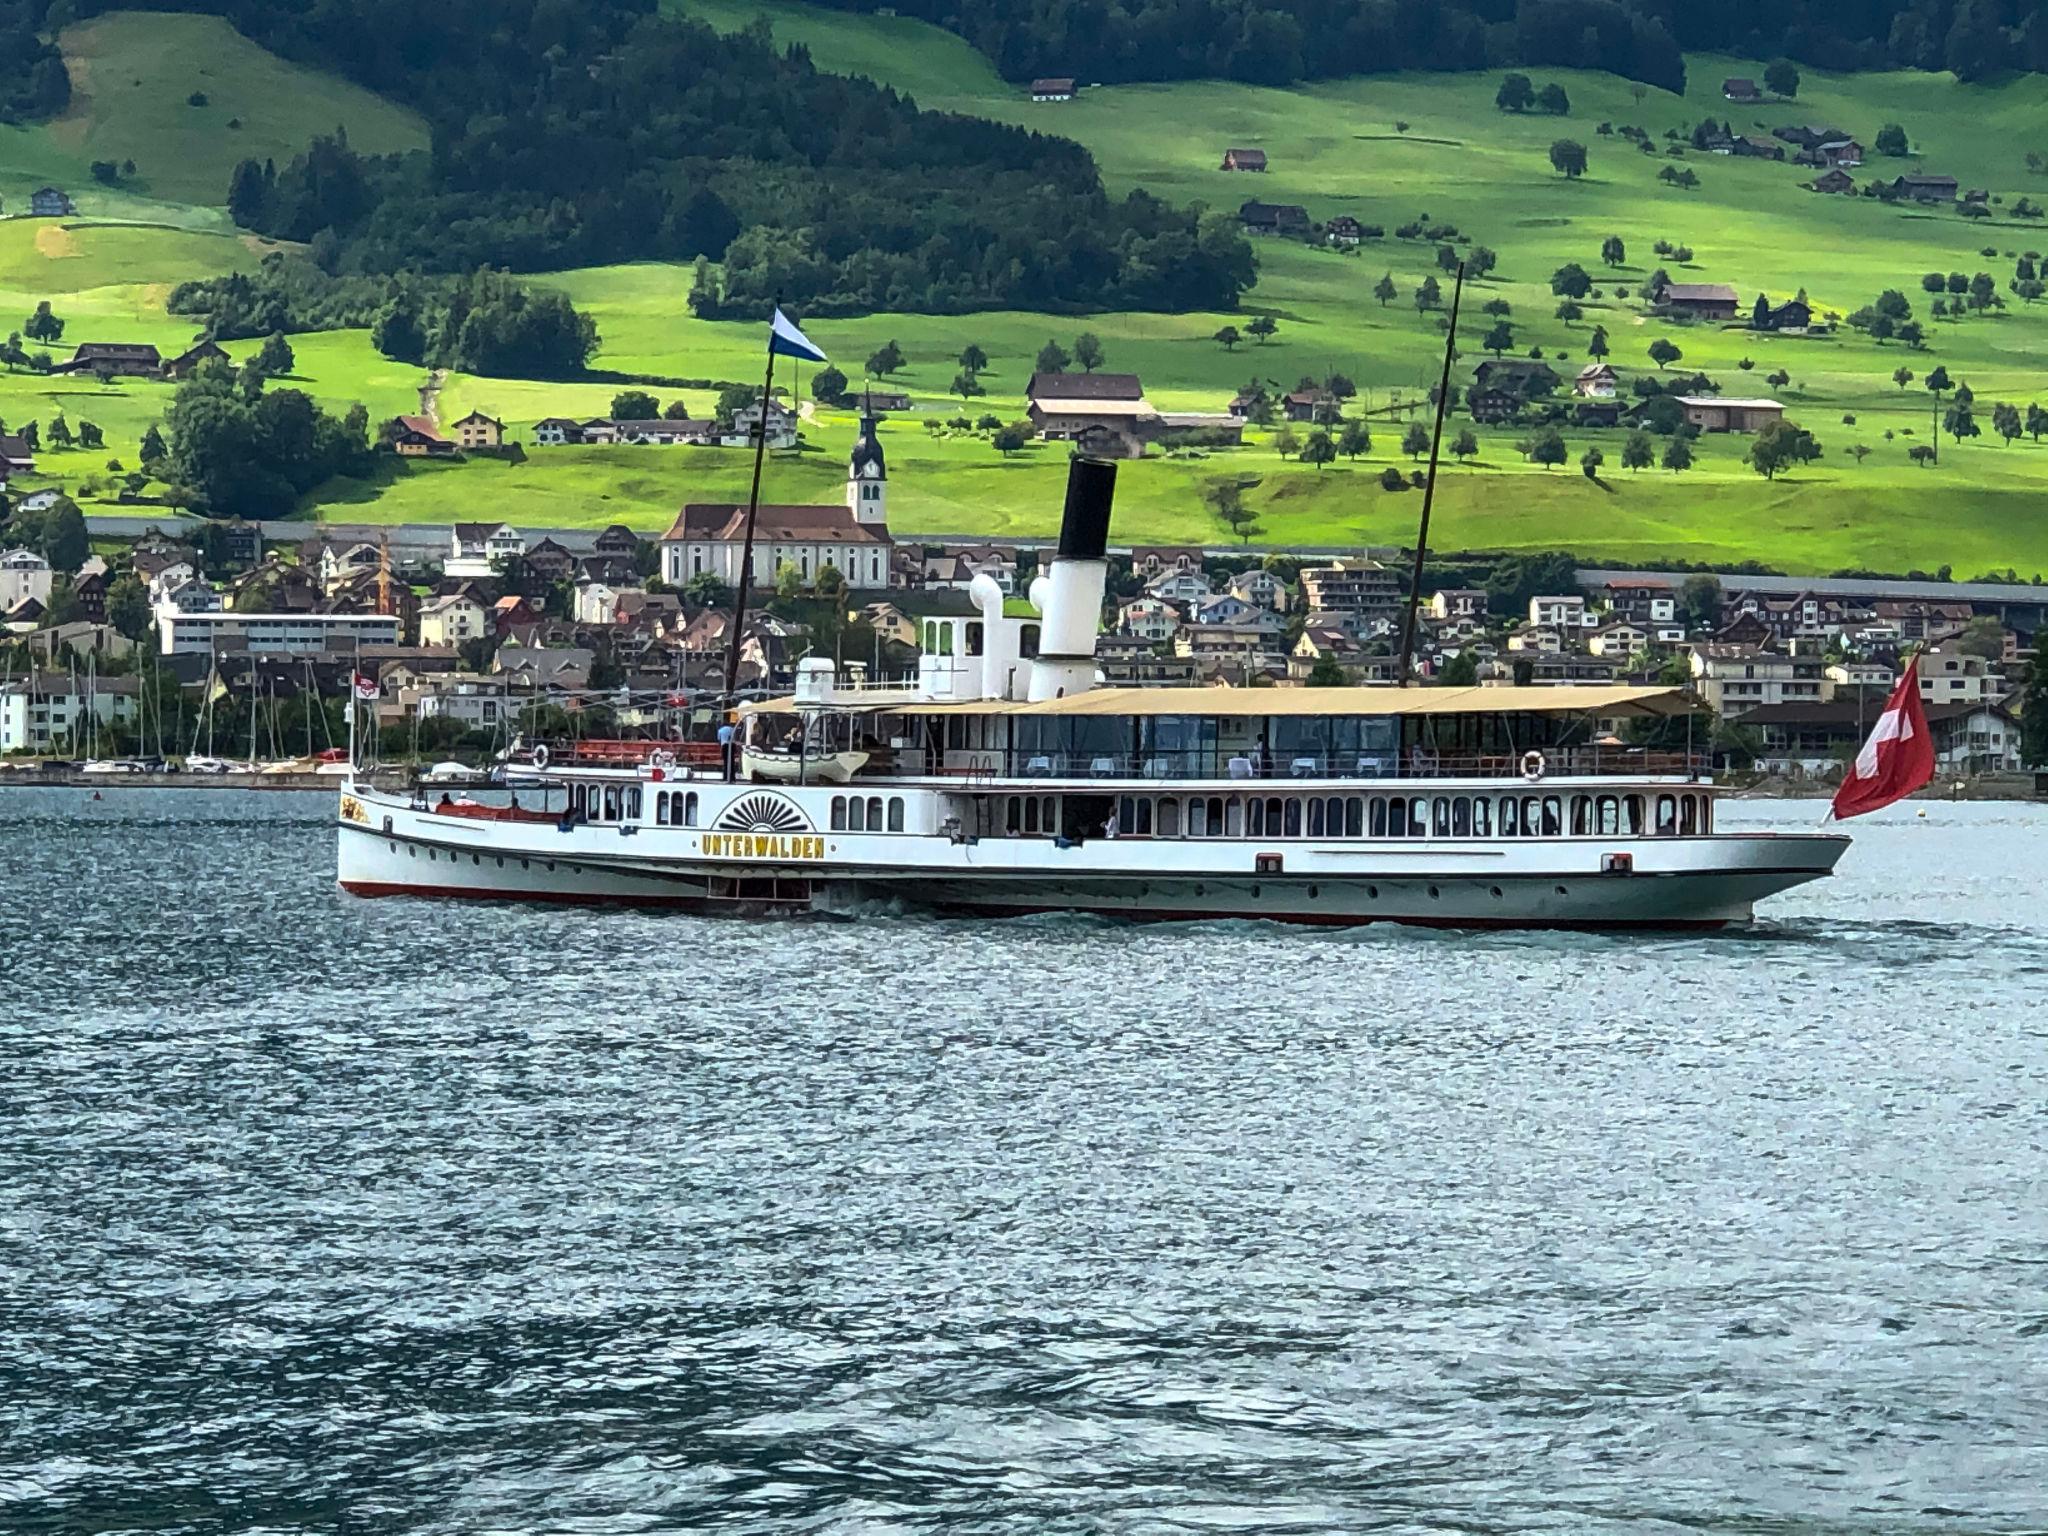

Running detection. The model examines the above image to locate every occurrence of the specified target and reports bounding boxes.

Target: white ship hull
[337,781,1846,929]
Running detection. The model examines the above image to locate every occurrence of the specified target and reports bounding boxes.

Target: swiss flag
[1832,655,1936,819]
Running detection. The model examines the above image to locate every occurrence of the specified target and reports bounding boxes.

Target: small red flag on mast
[1831,654,1936,819]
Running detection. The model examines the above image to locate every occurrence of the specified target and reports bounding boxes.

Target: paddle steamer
[336,459,1846,927]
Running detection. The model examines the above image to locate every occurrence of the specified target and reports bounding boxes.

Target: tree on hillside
[992,423,1031,456]
[1897,320,1925,347]
[1248,315,1278,344]
[1482,297,1512,318]
[1580,445,1604,479]
[1587,324,1609,360]
[40,498,88,573]
[1468,246,1498,278]
[24,302,62,344]
[1301,429,1337,470]
[1925,364,1953,399]
[1679,573,1722,627]
[868,339,907,377]
[140,423,167,464]
[959,343,988,373]
[1893,366,1916,391]
[1747,418,1821,478]
[1764,59,1800,97]
[811,363,848,404]
[1549,140,1589,179]
[257,332,295,375]
[1601,235,1626,267]
[1338,420,1372,459]
[951,370,985,400]
[1876,123,1908,156]
[1372,273,1398,306]
[1213,325,1241,350]
[1401,421,1431,459]
[105,572,151,642]
[1451,427,1479,462]
[1531,427,1568,468]
[1206,479,1264,543]
[1436,244,1460,274]
[1537,83,1570,115]
[1945,402,1980,443]
[1496,73,1535,112]
[1648,338,1682,370]
[1415,276,1442,311]
[2029,403,2048,441]
[611,389,659,420]
[1550,263,1592,298]
[1072,332,1104,371]
[1484,320,1515,356]
[1662,435,1694,472]
[1554,299,1583,324]
[1621,429,1654,471]
[1994,401,2023,443]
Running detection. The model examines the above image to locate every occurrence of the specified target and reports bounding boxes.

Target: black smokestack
[1056,456,1116,562]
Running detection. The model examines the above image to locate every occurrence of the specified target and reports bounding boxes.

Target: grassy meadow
[8,5,2048,573]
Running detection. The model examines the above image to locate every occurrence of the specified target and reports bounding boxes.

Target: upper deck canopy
[742,684,1695,719]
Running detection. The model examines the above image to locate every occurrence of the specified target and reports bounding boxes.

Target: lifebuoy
[650,749,677,771]
[1521,750,1546,782]
[532,744,550,769]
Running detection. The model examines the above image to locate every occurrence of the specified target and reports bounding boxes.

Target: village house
[1585,620,1653,658]
[1722,76,1760,101]
[1300,558,1403,620]
[0,671,138,753]
[156,610,401,656]
[1809,168,1857,195]
[418,592,487,648]
[161,339,230,379]
[1873,600,1973,642]
[1117,596,1182,642]
[1221,147,1268,172]
[59,342,162,377]
[1774,124,1852,150]
[1026,371,1155,459]
[1131,546,1206,582]
[1527,594,1590,630]
[1030,77,1075,102]
[318,541,381,593]
[388,415,455,457]
[1891,173,1959,202]
[451,411,504,450]
[1917,641,2005,703]
[1574,362,1620,398]
[1239,200,1310,237]
[1094,633,1200,687]
[1743,697,2020,775]
[1678,396,1785,433]
[1687,643,1825,716]
[1732,135,1787,160]
[1795,138,1862,168]
[1760,298,1813,331]
[1659,282,1741,320]
[725,399,799,449]
[661,418,891,589]
[1825,659,1896,698]
[447,522,526,579]
[30,186,74,217]
[1144,568,1214,605]
[0,547,53,611]
[1430,588,1487,621]
[1325,215,1366,247]
[1176,620,1286,678]
[518,536,577,588]
[614,418,712,446]
[1575,398,1624,428]
[1600,579,1677,624]
[1471,357,1561,398]
[852,388,912,413]
[1282,388,1340,424]
[1225,566,1289,610]
[1188,592,1283,634]
[533,417,583,446]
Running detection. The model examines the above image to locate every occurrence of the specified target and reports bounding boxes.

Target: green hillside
[9,3,2048,575]
[0,12,429,214]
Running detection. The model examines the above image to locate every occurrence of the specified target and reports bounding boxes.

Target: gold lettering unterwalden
[699,833,825,861]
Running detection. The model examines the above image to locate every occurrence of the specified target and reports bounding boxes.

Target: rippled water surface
[6,789,2048,1534]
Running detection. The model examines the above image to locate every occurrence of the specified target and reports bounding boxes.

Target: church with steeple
[659,412,894,590]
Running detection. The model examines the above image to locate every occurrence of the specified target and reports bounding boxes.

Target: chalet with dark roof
[1892,173,1959,202]
[1659,282,1741,320]
[1325,214,1365,246]
[1239,200,1310,237]
[30,186,74,217]
[1470,357,1561,397]
[1030,77,1075,101]
[1809,168,1856,195]
[1731,135,1786,160]
[1221,147,1268,172]
[162,339,230,378]
[60,342,162,377]
[1721,77,1760,101]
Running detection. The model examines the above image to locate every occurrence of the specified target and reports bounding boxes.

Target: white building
[158,611,402,656]
[661,414,891,590]
[1144,569,1213,605]
[1117,597,1181,642]
[0,671,139,753]
[574,579,623,626]
[1688,644,1825,715]
[1917,642,2005,705]
[721,400,799,450]
[418,592,487,649]
[0,547,53,610]
[416,677,518,731]
[446,523,526,580]
[1528,594,1589,629]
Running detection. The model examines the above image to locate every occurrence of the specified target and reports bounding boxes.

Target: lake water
[5,789,2048,1534]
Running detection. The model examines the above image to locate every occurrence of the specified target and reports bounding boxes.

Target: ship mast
[1396,260,1466,687]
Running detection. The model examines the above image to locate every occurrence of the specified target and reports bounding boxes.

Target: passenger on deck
[437,792,453,810]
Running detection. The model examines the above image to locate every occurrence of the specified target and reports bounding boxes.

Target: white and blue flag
[769,307,828,363]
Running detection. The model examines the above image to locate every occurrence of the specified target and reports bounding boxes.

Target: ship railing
[981,749,1709,782]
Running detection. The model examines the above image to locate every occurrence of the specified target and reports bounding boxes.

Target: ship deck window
[888,797,905,832]
[1499,797,1519,838]
[1655,795,1678,835]
[1570,795,1590,836]
[831,796,847,831]
[684,792,699,827]
[1681,795,1700,836]
[1542,797,1563,837]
